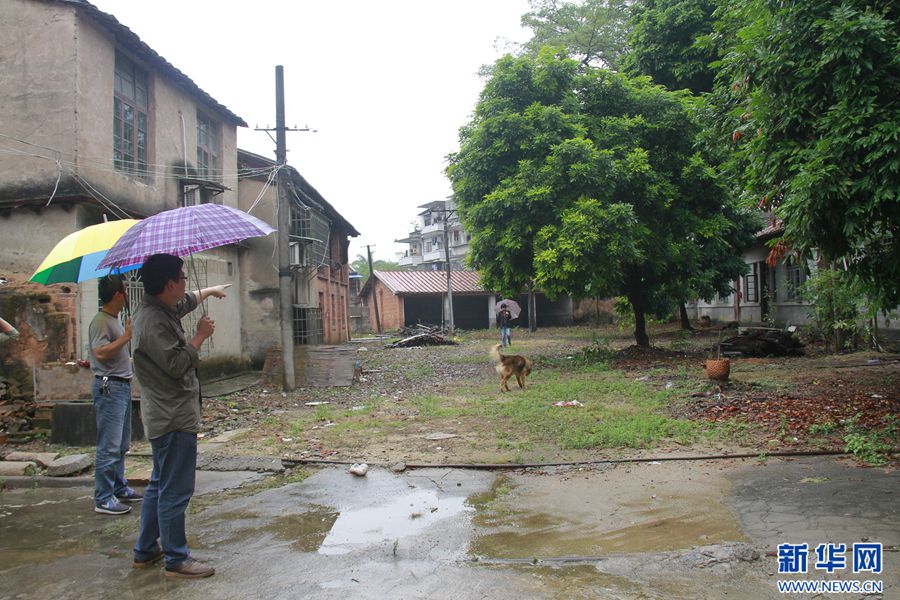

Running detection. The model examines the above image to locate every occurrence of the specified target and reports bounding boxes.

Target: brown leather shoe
[164,558,215,579]
[132,549,164,569]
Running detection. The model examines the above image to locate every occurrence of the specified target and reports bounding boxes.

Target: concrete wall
[234,175,279,365]
[0,1,80,198]
[1,0,245,372]
[73,15,240,216]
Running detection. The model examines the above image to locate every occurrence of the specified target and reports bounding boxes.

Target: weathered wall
[235,174,283,366]
[0,0,79,199]
[1,1,244,369]
[367,279,403,331]
[0,279,82,400]
[73,15,240,216]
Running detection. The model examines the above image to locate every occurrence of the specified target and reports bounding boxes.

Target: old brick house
[360,270,573,331]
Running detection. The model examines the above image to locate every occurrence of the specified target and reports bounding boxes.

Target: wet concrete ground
[0,456,895,599]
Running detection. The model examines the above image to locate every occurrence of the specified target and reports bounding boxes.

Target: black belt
[95,375,131,383]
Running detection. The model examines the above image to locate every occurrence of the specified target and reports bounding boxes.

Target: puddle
[263,509,340,552]
[470,469,745,560]
[319,489,472,555]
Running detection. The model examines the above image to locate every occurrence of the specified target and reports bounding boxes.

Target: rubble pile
[719,328,805,357]
[386,325,457,348]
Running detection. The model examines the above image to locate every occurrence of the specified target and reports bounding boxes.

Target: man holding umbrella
[89,275,142,515]
[498,303,513,348]
[131,254,229,578]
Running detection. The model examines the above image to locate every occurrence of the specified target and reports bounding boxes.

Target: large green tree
[448,50,584,330]
[449,51,754,346]
[708,0,900,308]
[623,0,720,94]
[519,0,630,69]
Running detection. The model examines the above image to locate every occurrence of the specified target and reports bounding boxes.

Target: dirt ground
[5,323,896,467]
[188,324,898,466]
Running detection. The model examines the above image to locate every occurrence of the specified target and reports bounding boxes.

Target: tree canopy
[519,0,630,69]
[707,0,900,308]
[623,0,720,94]
[448,50,757,346]
[351,254,402,279]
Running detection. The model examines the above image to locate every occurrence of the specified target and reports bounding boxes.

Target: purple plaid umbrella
[99,204,275,270]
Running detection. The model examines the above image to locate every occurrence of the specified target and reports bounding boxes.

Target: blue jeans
[134,431,197,568]
[500,327,512,347]
[92,377,132,504]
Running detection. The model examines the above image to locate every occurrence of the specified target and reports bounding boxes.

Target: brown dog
[490,344,533,392]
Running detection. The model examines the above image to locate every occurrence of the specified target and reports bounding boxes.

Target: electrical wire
[0,132,278,181]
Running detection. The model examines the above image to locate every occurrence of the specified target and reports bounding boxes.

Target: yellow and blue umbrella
[30,219,142,284]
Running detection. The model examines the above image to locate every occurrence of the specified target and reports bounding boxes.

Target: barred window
[744,263,759,303]
[785,258,807,300]
[113,53,149,179]
[196,113,220,181]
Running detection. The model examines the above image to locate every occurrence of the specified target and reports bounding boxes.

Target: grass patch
[478,370,698,450]
[411,395,475,419]
[410,363,435,377]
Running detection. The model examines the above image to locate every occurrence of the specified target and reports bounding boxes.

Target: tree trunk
[627,292,650,347]
[679,302,693,330]
[633,306,649,347]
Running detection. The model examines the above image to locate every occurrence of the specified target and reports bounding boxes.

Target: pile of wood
[719,328,805,357]
[386,328,457,348]
[398,324,441,337]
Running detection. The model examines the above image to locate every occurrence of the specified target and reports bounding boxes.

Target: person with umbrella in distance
[90,275,142,516]
[498,303,514,348]
[131,254,229,578]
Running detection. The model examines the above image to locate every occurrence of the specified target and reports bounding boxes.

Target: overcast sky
[89,0,532,263]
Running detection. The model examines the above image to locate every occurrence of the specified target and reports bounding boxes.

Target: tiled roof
[757,218,785,240]
[372,270,487,295]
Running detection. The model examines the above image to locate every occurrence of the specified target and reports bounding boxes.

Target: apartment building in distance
[396,197,469,271]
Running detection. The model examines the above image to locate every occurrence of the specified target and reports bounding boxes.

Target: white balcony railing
[398,254,423,267]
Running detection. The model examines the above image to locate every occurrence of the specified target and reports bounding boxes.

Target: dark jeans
[92,377,132,504]
[134,431,197,568]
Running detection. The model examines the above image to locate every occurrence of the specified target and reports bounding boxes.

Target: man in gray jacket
[131,254,228,578]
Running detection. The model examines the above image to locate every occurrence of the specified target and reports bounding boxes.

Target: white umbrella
[496,299,521,319]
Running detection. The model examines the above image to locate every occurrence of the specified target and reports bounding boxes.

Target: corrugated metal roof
[372,270,487,295]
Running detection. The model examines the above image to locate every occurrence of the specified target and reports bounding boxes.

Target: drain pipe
[280,449,856,470]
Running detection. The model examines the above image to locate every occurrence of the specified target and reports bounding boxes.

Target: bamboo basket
[704,358,731,381]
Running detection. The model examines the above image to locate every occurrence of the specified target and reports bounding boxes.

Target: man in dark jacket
[131,254,228,578]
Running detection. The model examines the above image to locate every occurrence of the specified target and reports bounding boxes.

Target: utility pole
[367,245,382,333]
[274,65,295,391]
[442,211,455,336]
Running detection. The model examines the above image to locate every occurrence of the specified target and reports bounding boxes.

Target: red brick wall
[316,263,352,345]
[366,279,403,331]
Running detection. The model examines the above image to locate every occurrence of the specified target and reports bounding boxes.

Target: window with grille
[293,307,322,345]
[785,258,807,300]
[196,113,220,181]
[744,263,759,303]
[179,258,211,356]
[113,53,149,179]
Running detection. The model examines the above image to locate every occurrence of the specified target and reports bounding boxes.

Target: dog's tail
[490,343,502,364]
